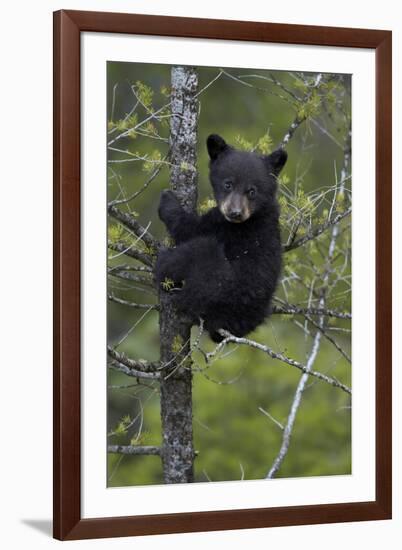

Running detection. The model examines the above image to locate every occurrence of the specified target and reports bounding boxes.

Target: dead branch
[272,303,351,320]
[205,330,351,395]
[108,293,158,310]
[108,346,160,380]
[108,445,161,456]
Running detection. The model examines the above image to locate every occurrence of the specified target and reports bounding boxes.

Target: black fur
[155,134,287,342]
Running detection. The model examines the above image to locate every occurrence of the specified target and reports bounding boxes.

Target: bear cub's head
[207,134,287,223]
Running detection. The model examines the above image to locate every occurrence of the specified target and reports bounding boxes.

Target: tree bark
[159,66,198,483]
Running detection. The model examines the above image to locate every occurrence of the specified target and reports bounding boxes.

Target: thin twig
[108,204,159,250]
[258,407,284,431]
[280,73,323,147]
[108,293,158,310]
[108,240,154,267]
[108,445,161,456]
[205,331,351,395]
[272,303,351,320]
[283,208,351,252]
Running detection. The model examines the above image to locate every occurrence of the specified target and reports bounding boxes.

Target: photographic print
[54,10,392,539]
[106,62,352,487]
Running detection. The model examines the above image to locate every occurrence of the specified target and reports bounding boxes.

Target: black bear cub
[155,134,287,342]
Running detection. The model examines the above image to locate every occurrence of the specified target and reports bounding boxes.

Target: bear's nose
[228,210,242,221]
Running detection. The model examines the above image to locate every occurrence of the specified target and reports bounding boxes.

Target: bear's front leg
[158,190,184,234]
[158,190,200,243]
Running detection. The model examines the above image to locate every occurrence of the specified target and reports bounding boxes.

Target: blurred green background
[106,62,351,486]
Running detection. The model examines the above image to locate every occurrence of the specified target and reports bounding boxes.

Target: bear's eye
[223,180,232,190]
[247,188,256,198]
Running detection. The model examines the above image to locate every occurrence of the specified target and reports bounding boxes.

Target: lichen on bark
[159,66,198,483]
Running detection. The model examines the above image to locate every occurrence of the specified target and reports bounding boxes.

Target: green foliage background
[107,62,351,486]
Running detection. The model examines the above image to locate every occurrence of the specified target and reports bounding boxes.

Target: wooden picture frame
[53,9,392,540]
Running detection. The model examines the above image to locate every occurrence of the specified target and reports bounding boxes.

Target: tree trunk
[159,66,198,483]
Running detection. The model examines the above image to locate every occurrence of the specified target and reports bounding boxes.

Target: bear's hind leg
[155,245,192,291]
[171,237,235,322]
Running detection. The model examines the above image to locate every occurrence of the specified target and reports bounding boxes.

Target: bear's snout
[220,193,251,223]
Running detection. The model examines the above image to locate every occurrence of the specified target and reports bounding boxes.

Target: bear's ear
[265,148,288,176]
[207,134,229,161]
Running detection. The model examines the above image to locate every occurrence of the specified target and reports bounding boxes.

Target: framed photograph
[53,10,392,540]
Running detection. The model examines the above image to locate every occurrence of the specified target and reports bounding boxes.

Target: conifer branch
[108,204,159,251]
[283,207,351,252]
[108,240,154,267]
[280,73,323,147]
